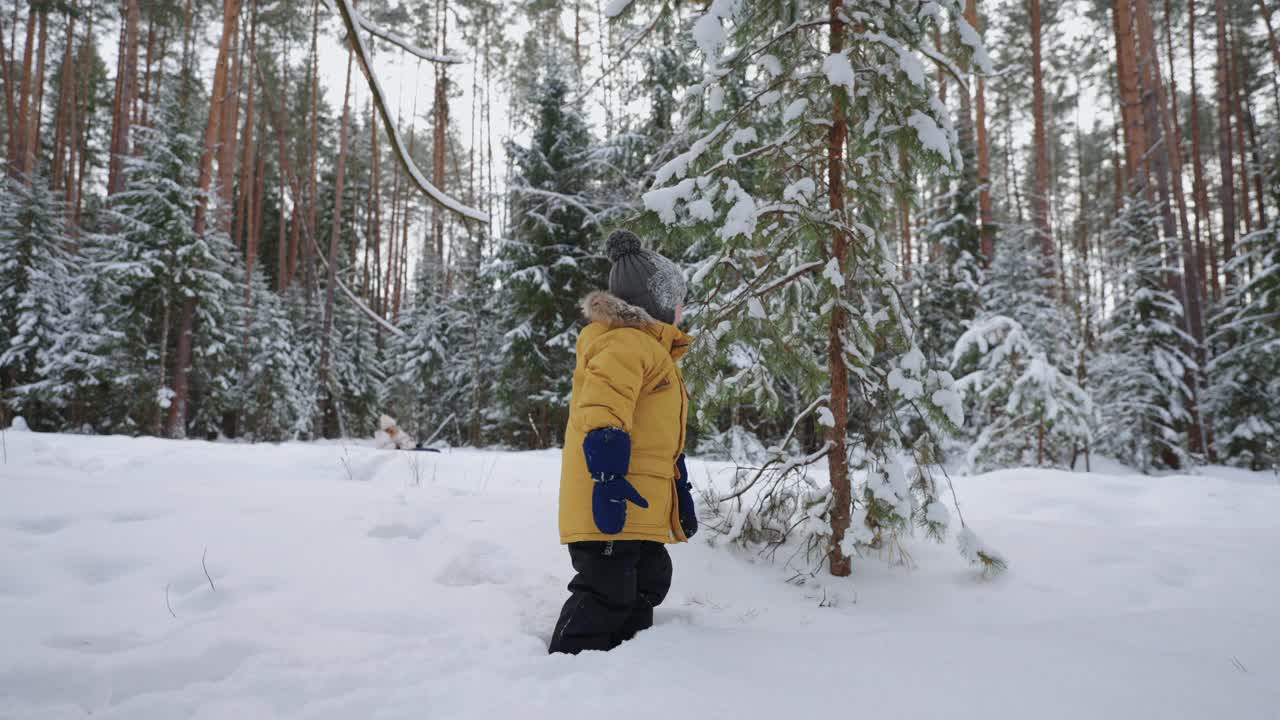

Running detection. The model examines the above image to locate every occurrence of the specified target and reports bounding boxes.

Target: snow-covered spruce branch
[347,5,464,64]
[333,0,487,224]
[508,186,604,229]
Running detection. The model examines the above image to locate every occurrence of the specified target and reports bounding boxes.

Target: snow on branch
[348,5,465,65]
[333,0,488,224]
[509,186,603,228]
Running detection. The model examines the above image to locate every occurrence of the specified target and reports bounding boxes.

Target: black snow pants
[547,540,672,654]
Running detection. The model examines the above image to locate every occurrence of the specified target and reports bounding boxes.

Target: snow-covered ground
[2,429,1278,719]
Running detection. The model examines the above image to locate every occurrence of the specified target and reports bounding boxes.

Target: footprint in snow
[435,540,520,587]
[62,553,144,585]
[367,516,437,541]
[14,515,71,535]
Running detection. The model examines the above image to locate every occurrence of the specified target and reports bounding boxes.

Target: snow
[784,178,816,205]
[907,111,951,161]
[782,98,809,123]
[641,178,696,224]
[692,8,729,62]
[3,432,1280,719]
[759,54,782,77]
[707,85,724,113]
[603,0,634,19]
[821,256,844,288]
[822,52,856,94]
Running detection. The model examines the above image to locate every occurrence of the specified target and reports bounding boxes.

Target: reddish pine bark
[107,0,139,194]
[1030,0,1053,272]
[968,0,994,265]
[825,0,852,579]
[1214,0,1237,289]
[166,0,241,438]
[1112,0,1146,191]
[1188,0,1216,303]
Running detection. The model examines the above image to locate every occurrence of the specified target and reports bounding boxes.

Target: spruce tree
[0,176,76,428]
[495,71,603,447]
[1091,196,1195,471]
[952,225,1091,470]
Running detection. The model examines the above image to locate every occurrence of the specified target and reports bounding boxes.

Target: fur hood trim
[581,291,658,329]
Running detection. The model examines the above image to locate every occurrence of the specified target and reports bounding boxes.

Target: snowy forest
[2,0,1278,539]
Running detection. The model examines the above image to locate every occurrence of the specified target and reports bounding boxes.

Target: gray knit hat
[605,230,686,326]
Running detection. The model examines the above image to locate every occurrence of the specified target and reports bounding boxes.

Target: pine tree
[495,71,603,447]
[0,175,76,427]
[1091,196,1195,471]
[644,1,1001,575]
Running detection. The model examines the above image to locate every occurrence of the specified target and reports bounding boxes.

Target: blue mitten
[675,454,698,538]
[584,428,648,534]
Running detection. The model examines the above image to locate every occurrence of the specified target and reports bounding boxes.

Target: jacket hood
[581,290,658,329]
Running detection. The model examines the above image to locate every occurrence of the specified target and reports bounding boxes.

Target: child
[547,230,698,655]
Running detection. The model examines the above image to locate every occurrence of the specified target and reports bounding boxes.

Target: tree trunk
[108,0,139,194]
[166,0,241,438]
[317,48,354,436]
[140,17,155,129]
[1188,0,1214,304]
[1112,0,1146,191]
[304,0,321,298]
[50,11,75,191]
[968,0,994,266]
[217,13,243,235]
[10,5,35,175]
[431,14,450,277]
[825,0,852,579]
[21,8,48,179]
[1030,0,1053,274]
[1228,26,1251,236]
[235,26,258,256]
[0,18,17,170]
[1136,0,1208,456]
[1214,0,1237,289]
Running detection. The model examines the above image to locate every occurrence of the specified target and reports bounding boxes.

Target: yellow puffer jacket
[559,291,693,544]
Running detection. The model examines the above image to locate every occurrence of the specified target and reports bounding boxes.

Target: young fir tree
[642,1,1002,575]
[1207,225,1280,470]
[385,262,448,441]
[1091,196,1195,471]
[97,70,239,435]
[495,71,604,448]
[912,130,984,362]
[951,225,1091,471]
[0,175,76,428]
[20,225,127,432]
[238,267,317,441]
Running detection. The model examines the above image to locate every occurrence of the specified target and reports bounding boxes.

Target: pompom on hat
[604,230,686,325]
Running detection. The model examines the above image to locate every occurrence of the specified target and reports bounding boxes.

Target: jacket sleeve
[573,330,649,434]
